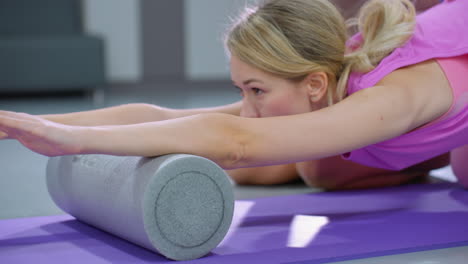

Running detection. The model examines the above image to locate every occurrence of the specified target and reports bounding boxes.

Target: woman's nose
[240,100,259,118]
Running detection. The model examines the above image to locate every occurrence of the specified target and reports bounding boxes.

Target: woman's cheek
[264,97,293,116]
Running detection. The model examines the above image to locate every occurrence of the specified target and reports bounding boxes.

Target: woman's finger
[0,111,36,123]
[0,115,40,139]
[0,115,22,133]
[0,110,20,119]
[0,112,12,139]
[0,111,81,156]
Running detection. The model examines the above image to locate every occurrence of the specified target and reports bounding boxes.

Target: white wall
[82,0,142,83]
[184,0,255,80]
[81,0,256,82]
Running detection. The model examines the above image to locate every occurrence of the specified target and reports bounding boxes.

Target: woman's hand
[0,111,82,157]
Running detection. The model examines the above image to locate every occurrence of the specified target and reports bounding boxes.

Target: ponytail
[335,0,416,102]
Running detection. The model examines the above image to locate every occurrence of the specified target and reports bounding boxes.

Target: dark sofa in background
[0,0,106,94]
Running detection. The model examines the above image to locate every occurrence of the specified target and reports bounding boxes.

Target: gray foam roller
[46,154,234,260]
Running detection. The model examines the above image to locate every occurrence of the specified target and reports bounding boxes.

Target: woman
[0,0,466,190]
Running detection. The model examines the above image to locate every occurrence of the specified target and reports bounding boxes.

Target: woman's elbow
[202,113,249,170]
[218,134,248,170]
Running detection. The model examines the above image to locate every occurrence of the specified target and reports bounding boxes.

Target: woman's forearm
[41,101,242,127]
[76,113,244,168]
[40,103,170,127]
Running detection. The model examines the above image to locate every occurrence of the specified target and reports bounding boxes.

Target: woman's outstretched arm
[0,101,241,140]
[41,101,242,126]
[0,102,241,140]
[0,111,245,167]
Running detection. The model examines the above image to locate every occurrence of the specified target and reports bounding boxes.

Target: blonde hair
[225,0,416,105]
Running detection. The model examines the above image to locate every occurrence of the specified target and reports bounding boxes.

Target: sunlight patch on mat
[430,166,457,182]
[287,215,329,248]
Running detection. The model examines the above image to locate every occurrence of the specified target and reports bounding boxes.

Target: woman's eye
[252,88,263,95]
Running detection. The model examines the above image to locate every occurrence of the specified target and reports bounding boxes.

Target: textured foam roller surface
[46,154,234,260]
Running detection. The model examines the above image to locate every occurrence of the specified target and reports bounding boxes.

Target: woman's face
[230,55,319,118]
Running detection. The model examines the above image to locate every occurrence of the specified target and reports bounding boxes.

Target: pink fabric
[436,55,468,121]
[343,0,468,170]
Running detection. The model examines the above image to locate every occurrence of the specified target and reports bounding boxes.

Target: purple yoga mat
[1,182,468,263]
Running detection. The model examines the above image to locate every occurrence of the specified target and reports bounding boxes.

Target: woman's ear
[303,72,328,103]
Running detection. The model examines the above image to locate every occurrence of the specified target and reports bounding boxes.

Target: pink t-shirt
[343,0,468,170]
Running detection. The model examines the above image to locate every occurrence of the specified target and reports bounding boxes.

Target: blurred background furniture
[0,0,106,94]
